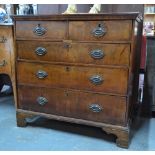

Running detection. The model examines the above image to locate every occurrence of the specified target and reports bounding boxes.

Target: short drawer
[17,62,128,95]
[69,20,132,41]
[17,41,130,66]
[18,85,127,126]
[15,21,67,40]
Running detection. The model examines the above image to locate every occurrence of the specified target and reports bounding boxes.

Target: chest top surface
[12,12,142,21]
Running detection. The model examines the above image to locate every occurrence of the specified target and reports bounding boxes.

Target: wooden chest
[13,13,143,148]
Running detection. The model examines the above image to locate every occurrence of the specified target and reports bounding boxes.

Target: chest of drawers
[13,13,143,148]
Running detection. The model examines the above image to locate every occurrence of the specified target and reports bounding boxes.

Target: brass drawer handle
[33,24,46,36]
[89,104,102,113]
[0,60,6,67]
[92,23,106,37]
[35,47,47,56]
[37,96,48,106]
[90,49,105,59]
[89,75,103,85]
[0,36,7,43]
[36,70,48,79]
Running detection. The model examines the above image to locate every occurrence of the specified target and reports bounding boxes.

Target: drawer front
[69,20,132,41]
[16,21,67,40]
[0,26,12,74]
[17,62,128,95]
[17,41,130,66]
[18,85,127,126]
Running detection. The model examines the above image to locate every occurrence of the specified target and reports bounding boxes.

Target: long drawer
[17,62,128,95]
[18,85,127,126]
[17,41,130,66]
[15,21,67,40]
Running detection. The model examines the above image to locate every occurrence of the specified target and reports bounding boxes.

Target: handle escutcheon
[33,24,46,36]
[92,23,106,37]
[90,49,105,59]
[37,96,48,106]
[35,47,47,56]
[89,104,102,113]
[0,60,6,67]
[36,70,48,79]
[89,75,103,85]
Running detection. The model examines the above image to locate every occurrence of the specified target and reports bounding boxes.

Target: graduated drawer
[17,62,128,95]
[18,85,127,126]
[17,41,130,66]
[15,21,67,40]
[69,20,132,41]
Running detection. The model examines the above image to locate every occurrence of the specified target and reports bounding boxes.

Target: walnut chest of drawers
[13,13,143,148]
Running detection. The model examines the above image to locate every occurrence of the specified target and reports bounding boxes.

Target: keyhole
[65,66,70,72]
[64,91,69,97]
[98,24,101,27]
[63,43,71,48]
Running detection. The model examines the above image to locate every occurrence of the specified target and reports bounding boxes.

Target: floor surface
[0,96,155,151]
